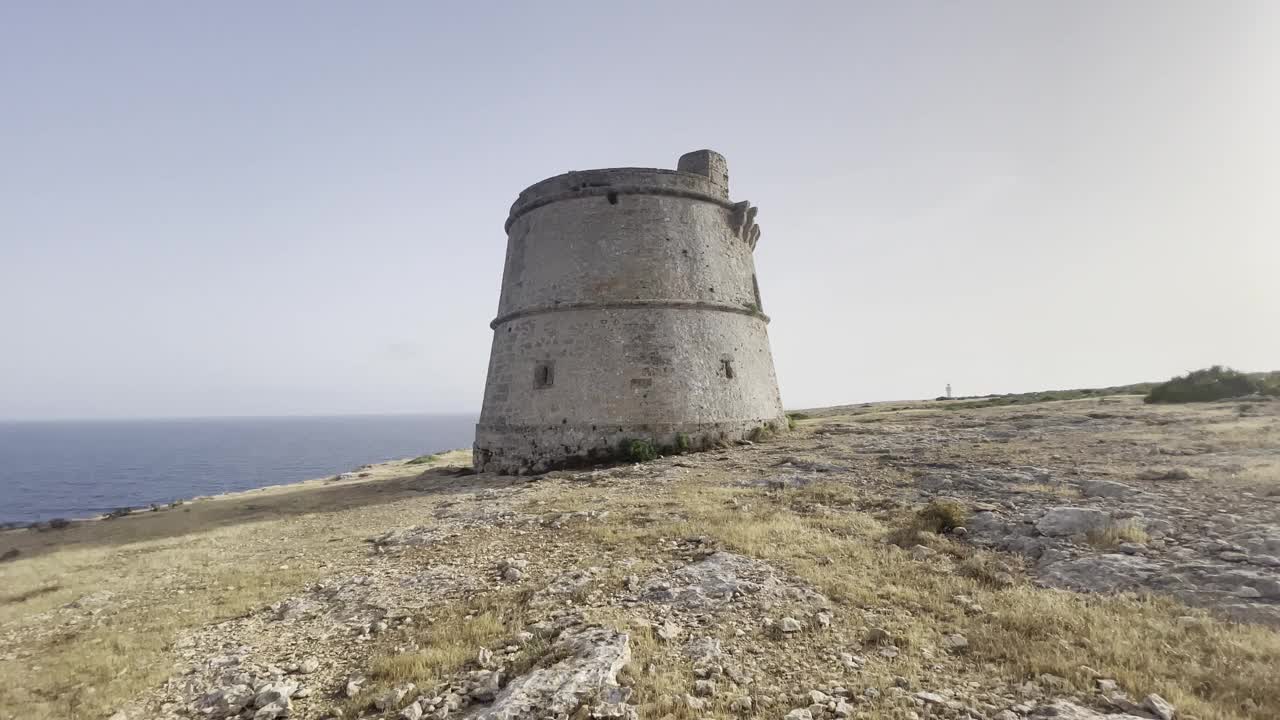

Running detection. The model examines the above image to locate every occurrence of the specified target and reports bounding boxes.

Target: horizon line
[0,411,480,424]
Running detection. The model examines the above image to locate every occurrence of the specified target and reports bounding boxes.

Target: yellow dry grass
[0,452,473,720]
[559,478,1280,720]
[361,598,516,701]
[1086,519,1150,549]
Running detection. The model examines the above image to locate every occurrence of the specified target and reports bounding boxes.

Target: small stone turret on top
[677,149,730,194]
[474,150,786,474]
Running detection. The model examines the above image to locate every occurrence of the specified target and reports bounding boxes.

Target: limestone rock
[272,597,320,622]
[1036,507,1112,537]
[1029,700,1151,719]
[196,684,255,718]
[1040,554,1160,593]
[253,682,297,710]
[467,670,502,701]
[532,568,598,606]
[643,552,826,610]
[374,684,416,711]
[343,675,365,698]
[683,636,722,664]
[915,691,947,704]
[1143,693,1175,720]
[253,700,290,720]
[656,620,682,642]
[467,625,633,719]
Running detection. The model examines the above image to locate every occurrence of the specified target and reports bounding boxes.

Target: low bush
[916,499,968,533]
[674,433,691,453]
[624,439,658,463]
[1145,366,1276,404]
[884,499,970,549]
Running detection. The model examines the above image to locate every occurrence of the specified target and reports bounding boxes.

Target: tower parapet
[474,150,786,474]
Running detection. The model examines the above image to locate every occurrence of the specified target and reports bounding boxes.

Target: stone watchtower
[474,150,786,473]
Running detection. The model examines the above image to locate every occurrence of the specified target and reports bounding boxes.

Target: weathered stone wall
[475,151,785,473]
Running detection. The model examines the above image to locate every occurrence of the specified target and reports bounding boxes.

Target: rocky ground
[2,395,1279,720]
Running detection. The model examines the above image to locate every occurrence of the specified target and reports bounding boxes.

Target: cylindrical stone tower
[474,150,786,473]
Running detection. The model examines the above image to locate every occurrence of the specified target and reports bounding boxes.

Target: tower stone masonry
[474,150,786,473]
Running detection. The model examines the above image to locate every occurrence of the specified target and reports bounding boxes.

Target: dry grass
[1215,460,1280,495]
[1086,520,1150,549]
[0,452,477,720]
[0,525,325,718]
[6,411,1280,720]
[564,477,1280,720]
[348,593,531,716]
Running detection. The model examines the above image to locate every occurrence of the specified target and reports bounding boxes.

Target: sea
[0,414,476,525]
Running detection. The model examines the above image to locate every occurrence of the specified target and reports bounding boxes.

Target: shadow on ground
[0,465,516,562]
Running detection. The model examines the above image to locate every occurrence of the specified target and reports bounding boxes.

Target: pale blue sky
[2,1,1276,419]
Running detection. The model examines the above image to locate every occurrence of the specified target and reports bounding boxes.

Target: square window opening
[534,363,554,389]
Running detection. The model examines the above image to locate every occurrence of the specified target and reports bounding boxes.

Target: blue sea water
[0,414,476,524]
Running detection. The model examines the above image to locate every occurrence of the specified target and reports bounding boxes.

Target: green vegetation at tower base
[623,439,658,463]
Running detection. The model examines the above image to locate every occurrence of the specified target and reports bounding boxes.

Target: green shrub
[405,454,439,465]
[674,433,691,453]
[1261,374,1280,397]
[1145,366,1269,404]
[624,439,658,463]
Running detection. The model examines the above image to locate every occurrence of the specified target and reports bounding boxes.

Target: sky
[1,1,1276,420]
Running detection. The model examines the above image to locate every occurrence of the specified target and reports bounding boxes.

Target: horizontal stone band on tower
[504,184,740,233]
[489,300,771,330]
